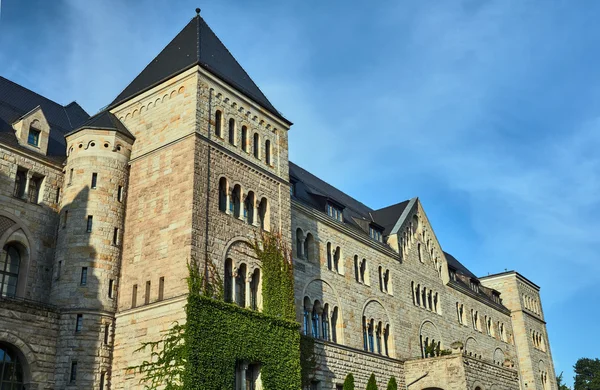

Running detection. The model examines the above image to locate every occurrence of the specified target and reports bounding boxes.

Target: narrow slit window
[145,281,151,305]
[86,216,93,233]
[69,168,74,185]
[117,185,123,202]
[132,284,138,308]
[55,187,61,204]
[158,277,165,301]
[70,361,77,383]
[104,324,109,345]
[108,279,114,299]
[75,314,83,332]
[91,173,98,189]
[113,228,119,246]
[80,267,88,286]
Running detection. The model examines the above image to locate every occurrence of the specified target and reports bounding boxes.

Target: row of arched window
[224,259,261,310]
[457,302,509,343]
[295,228,315,262]
[411,282,441,314]
[326,243,342,274]
[378,267,391,294]
[354,256,369,285]
[531,329,546,352]
[362,317,391,356]
[523,293,541,315]
[303,298,339,343]
[218,177,269,230]
[215,110,273,166]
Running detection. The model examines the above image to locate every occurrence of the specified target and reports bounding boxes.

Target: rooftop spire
[196,8,201,16]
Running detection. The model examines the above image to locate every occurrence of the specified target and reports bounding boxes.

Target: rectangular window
[145,281,151,305]
[91,173,98,189]
[55,187,61,204]
[86,215,93,233]
[100,371,105,389]
[326,204,343,222]
[132,284,138,308]
[28,128,41,146]
[104,324,109,345]
[112,228,119,246]
[13,168,27,198]
[75,314,83,332]
[28,175,43,204]
[70,361,77,383]
[69,168,74,185]
[80,267,88,286]
[108,279,114,299]
[56,260,62,280]
[158,277,165,301]
[117,185,123,202]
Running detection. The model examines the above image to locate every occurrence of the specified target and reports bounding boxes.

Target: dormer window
[369,226,382,242]
[470,279,480,293]
[449,269,457,281]
[290,181,296,197]
[326,203,343,222]
[492,292,501,304]
[28,127,40,146]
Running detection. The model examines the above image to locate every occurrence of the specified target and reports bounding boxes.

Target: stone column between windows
[252,201,259,227]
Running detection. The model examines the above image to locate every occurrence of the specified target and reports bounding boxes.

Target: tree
[387,376,398,390]
[574,358,600,390]
[557,372,571,390]
[343,373,355,390]
[366,373,378,390]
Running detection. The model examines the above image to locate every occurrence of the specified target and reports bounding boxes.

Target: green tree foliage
[574,358,600,390]
[343,373,355,390]
[386,376,398,390]
[557,372,571,390]
[366,373,378,390]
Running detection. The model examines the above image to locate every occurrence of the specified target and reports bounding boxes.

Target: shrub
[343,373,355,390]
[366,373,378,390]
[387,376,398,390]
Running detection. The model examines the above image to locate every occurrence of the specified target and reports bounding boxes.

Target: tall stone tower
[107,11,292,388]
[480,272,557,390]
[51,112,134,388]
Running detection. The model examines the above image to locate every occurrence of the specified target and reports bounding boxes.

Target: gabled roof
[68,111,134,140]
[109,13,289,124]
[0,76,89,159]
[289,162,410,240]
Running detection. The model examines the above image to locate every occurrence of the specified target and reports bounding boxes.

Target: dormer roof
[108,13,290,125]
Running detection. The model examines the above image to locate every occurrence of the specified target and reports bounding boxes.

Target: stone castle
[0,11,557,390]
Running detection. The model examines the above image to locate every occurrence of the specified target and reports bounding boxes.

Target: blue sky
[1,0,597,385]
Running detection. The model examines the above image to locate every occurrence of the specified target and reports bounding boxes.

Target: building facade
[0,11,557,390]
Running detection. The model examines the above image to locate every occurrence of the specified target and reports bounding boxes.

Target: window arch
[253,133,260,158]
[303,297,311,335]
[354,255,359,282]
[244,191,255,225]
[296,228,304,258]
[0,343,25,388]
[359,258,368,284]
[219,177,228,212]
[304,233,314,262]
[258,198,269,231]
[327,243,333,270]
[249,268,261,310]
[322,304,330,341]
[215,110,223,138]
[231,185,242,218]
[333,246,341,273]
[228,118,236,145]
[235,263,247,307]
[241,126,248,152]
[224,258,233,303]
[311,301,321,338]
[1,244,21,297]
[265,139,271,165]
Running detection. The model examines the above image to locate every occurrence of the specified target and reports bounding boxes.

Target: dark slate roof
[69,111,134,140]
[444,251,478,279]
[371,200,410,236]
[109,14,289,125]
[289,162,409,241]
[0,76,89,160]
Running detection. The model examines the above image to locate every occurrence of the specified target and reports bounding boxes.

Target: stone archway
[0,336,34,388]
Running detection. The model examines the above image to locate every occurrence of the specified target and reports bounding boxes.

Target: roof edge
[479,271,541,291]
[390,197,418,235]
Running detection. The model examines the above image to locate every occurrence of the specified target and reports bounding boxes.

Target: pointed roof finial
[196,8,201,16]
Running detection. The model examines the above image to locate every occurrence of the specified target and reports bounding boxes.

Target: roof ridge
[0,75,68,109]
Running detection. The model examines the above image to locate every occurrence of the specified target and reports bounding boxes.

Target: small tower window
[215,110,223,138]
[91,173,98,189]
[241,126,248,152]
[80,267,88,286]
[265,139,271,165]
[253,133,260,158]
[86,216,93,233]
[228,118,236,145]
[28,127,40,146]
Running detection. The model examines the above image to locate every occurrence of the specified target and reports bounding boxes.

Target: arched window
[418,243,423,263]
[354,255,359,282]
[304,233,314,262]
[360,259,367,284]
[228,118,236,145]
[235,264,246,307]
[303,297,311,335]
[0,343,25,388]
[231,185,242,218]
[311,302,321,339]
[249,269,260,310]
[244,192,255,224]
[258,198,269,231]
[362,316,368,351]
[296,228,304,258]
[322,305,330,341]
[219,177,228,212]
[327,243,332,270]
[241,126,248,152]
[376,322,382,354]
[384,324,390,356]
[415,284,421,306]
[333,246,341,272]
[412,282,416,305]
[1,245,21,297]
[383,270,390,293]
[378,266,383,292]
[253,133,260,158]
[331,307,338,343]
[224,258,233,303]
[265,139,271,165]
[368,319,375,352]
[215,110,223,138]
[422,288,427,309]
